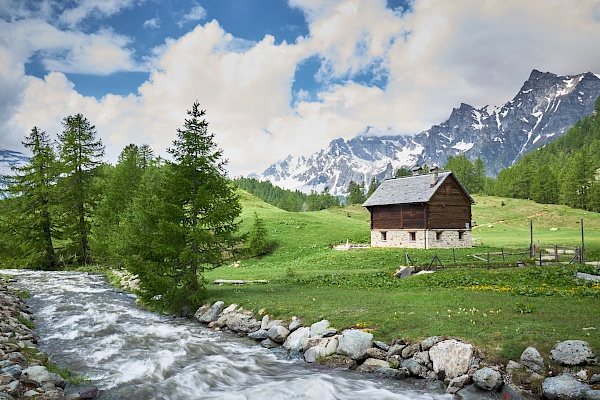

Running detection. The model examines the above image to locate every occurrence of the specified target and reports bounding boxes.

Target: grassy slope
[204,191,600,361]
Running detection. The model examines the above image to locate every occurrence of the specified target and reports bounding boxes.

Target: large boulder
[283,327,310,352]
[473,367,503,391]
[550,340,596,366]
[429,339,473,380]
[195,301,224,324]
[336,330,373,360]
[520,347,545,375]
[542,373,588,400]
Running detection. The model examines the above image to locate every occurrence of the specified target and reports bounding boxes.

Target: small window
[381,231,387,241]
[436,231,442,241]
[409,232,416,241]
[458,231,464,240]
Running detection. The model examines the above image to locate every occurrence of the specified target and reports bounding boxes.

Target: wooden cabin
[362,169,475,249]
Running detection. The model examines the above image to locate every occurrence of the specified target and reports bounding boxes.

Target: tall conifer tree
[3,127,58,268]
[57,114,105,263]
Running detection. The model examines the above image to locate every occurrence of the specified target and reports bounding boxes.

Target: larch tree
[2,127,58,268]
[56,114,105,264]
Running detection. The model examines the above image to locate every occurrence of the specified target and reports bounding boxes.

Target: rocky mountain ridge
[255,70,600,196]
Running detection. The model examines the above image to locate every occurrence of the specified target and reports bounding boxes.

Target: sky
[1,0,600,176]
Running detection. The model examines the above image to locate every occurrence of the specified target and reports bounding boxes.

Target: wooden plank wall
[428,178,471,229]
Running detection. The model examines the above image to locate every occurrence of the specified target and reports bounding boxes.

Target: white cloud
[178,5,207,27]
[59,0,137,27]
[143,17,160,29]
[2,0,600,178]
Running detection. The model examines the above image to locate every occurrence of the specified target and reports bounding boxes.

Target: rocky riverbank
[0,277,100,400]
[193,300,600,399]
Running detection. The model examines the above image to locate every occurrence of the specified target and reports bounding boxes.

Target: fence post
[487,252,490,268]
[452,248,456,266]
[539,251,542,267]
[501,248,505,262]
[554,245,558,263]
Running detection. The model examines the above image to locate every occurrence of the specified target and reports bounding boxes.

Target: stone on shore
[336,330,373,360]
[429,339,473,380]
[549,340,597,366]
[542,372,588,400]
[473,367,503,391]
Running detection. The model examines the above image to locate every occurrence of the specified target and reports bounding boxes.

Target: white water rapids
[1,270,453,399]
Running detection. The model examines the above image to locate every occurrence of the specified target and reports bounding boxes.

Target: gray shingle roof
[362,171,474,207]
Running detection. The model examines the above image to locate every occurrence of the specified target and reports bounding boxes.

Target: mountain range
[254,70,600,196]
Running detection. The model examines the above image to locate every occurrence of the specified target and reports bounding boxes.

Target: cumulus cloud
[2,0,600,177]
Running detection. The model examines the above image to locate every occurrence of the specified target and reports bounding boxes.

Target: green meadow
[204,191,600,361]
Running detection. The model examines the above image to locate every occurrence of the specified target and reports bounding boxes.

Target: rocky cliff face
[256,70,600,196]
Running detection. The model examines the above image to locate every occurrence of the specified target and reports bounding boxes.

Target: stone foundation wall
[371,229,472,249]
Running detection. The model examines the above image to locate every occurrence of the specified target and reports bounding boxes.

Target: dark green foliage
[1,127,59,268]
[234,177,338,211]
[246,212,271,257]
[366,177,379,197]
[347,180,366,205]
[445,155,481,194]
[56,114,105,263]
[93,144,153,261]
[121,102,242,313]
[395,168,411,177]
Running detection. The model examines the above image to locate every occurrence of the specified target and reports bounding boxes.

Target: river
[1,270,452,399]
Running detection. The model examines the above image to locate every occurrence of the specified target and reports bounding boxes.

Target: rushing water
[1,270,452,400]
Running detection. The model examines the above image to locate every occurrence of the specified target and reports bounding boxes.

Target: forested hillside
[491,97,600,211]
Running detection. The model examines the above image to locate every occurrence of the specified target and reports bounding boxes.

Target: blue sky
[1,0,600,175]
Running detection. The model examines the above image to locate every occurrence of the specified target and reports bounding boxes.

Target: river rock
[318,355,357,370]
[401,343,420,359]
[267,325,290,344]
[336,330,373,360]
[372,367,409,380]
[446,374,470,394]
[473,367,503,391]
[373,341,390,352]
[0,366,21,379]
[387,344,406,358]
[78,387,99,399]
[309,320,330,337]
[260,315,270,330]
[304,339,338,363]
[455,384,500,399]
[413,351,431,368]
[366,347,387,360]
[226,313,261,333]
[196,301,224,324]
[520,346,545,375]
[247,329,268,340]
[401,358,430,378]
[288,317,303,332]
[591,374,600,384]
[283,327,310,352]
[421,336,444,351]
[21,366,51,385]
[260,338,279,349]
[0,393,14,400]
[357,358,390,373]
[542,372,588,400]
[303,337,329,352]
[586,390,600,400]
[550,340,597,366]
[429,339,473,380]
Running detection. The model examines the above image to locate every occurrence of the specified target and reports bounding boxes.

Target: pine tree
[93,144,154,260]
[56,114,105,263]
[347,180,366,205]
[366,177,380,197]
[122,102,241,313]
[246,212,269,257]
[2,127,58,268]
